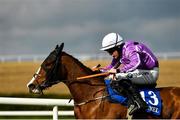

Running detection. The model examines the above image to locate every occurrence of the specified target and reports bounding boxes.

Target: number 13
[140,91,159,106]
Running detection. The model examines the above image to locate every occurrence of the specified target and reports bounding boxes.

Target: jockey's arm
[108,64,124,74]
[108,50,141,80]
[120,50,141,73]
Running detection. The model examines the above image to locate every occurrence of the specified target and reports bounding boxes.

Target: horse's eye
[45,63,52,70]
[45,59,55,66]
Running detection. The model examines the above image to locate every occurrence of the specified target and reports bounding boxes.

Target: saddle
[105,79,162,116]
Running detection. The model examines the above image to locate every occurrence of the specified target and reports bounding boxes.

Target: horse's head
[27,43,66,94]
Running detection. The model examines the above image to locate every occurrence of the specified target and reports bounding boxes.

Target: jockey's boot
[118,79,148,115]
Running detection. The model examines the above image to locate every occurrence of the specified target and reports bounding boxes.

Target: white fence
[0,52,180,62]
[0,53,112,62]
[0,97,74,120]
[0,54,109,62]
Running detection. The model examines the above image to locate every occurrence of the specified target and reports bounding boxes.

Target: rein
[66,75,109,106]
[74,95,109,106]
[66,78,106,87]
[38,44,110,105]
[72,86,109,106]
[77,72,109,80]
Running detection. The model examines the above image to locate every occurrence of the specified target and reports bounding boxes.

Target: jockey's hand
[92,67,100,72]
[107,69,117,80]
[91,64,101,72]
[108,74,115,80]
[108,68,117,74]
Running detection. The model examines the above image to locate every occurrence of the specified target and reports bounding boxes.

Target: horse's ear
[57,43,64,55]
[59,43,64,52]
[55,45,59,49]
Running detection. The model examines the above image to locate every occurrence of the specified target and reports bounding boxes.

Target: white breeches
[115,67,159,85]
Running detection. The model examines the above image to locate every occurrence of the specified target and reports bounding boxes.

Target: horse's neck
[62,52,93,80]
[62,53,105,103]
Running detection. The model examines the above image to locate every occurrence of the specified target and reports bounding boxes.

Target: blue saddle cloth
[105,79,162,116]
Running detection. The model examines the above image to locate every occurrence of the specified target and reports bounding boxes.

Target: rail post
[53,106,58,120]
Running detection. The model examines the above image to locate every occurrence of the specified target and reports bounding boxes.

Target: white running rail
[1,52,180,62]
[0,97,74,120]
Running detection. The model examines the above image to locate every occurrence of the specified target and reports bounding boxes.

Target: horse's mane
[62,51,94,75]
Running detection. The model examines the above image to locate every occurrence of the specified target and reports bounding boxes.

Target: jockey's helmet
[100,33,124,51]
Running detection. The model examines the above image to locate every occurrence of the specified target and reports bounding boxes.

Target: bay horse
[27,43,180,119]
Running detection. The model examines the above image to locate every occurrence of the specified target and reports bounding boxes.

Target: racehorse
[27,43,180,119]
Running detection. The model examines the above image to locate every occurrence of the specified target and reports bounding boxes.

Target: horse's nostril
[28,84,35,90]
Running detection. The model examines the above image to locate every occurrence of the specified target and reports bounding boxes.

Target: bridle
[40,44,64,89]
[30,72,44,94]
[31,43,109,105]
[31,43,64,92]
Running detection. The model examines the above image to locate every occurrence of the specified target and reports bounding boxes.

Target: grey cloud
[0,0,180,55]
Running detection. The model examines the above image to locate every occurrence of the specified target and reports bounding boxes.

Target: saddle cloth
[105,79,162,116]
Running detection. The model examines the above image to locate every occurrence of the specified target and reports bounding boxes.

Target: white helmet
[100,33,124,51]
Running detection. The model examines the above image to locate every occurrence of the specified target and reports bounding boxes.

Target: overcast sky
[0,0,180,55]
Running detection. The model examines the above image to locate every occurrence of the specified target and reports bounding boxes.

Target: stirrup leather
[128,100,148,115]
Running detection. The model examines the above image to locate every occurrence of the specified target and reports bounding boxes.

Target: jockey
[99,33,159,115]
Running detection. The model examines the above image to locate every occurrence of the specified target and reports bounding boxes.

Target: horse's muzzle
[28,84,43,94]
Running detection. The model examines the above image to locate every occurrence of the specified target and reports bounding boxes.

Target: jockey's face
[107,48,120,59]
[111,50,120,59]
